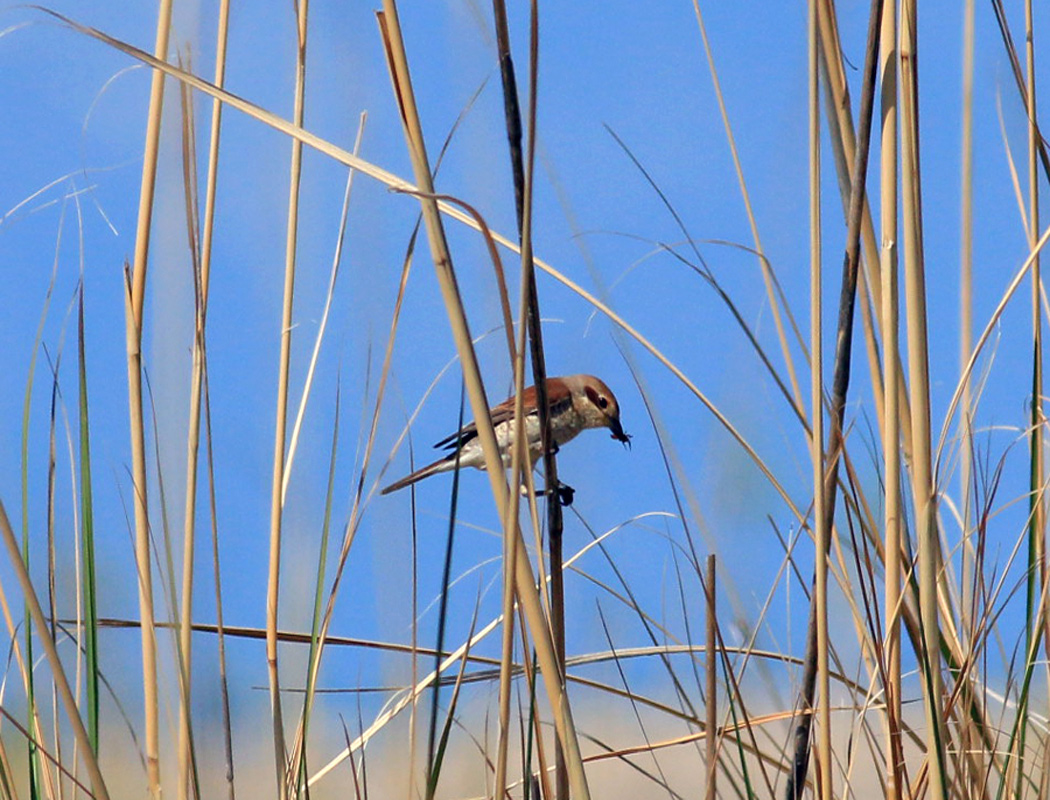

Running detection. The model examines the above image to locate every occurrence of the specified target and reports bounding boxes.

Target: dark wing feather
[433,420,481,451]
[433,384,557,451]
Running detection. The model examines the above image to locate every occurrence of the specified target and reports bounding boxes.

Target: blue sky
[1,0,1048,785]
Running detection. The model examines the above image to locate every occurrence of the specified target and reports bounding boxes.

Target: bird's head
[571,374,632,448]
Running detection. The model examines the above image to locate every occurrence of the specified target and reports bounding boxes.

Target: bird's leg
[518,480,575,506]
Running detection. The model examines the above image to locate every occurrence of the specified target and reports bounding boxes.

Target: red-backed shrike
[381,374,630,500]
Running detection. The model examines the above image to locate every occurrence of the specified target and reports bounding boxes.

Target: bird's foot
[519,481,575,506]
[553,482,575,507]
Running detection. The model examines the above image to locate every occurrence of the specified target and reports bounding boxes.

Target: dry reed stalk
[376,4,592,797]
[178,3,230,798]
[124,2,173,795]
[705,556,717,800]
[815,2,886,431]
[0,500,110,800]
[522,9,571,795]
[266,2,310,795]
[174,69,202,800]
[491,2,526,791]
[488,1,570,795]
[495,429,522,800]
[1026,0,1050,704]
[807,0,831,796]
[957,0,980,792]
[899,1,948,797]
[1017,0,1048,788]
[791,1,884,794]
[494,228,534,800]
[199,374,236,800]
[817,0,914,457]
[880,0,903,794]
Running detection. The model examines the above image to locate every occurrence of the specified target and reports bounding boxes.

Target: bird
[381,374,631,501]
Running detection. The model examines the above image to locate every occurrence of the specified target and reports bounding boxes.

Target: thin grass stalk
[266,2,309,795]
[815,0,883,414]
[281,114,366,504]
[19,201,64,800]
[493,55,549,791]
[44,346,61,800]
[145,354,206,795]
[174,53,204,800]
[375,6,591,798]
[0,552,51,797]
[1023,0,1048,783]
[705,556,717,800]
[807,0,831,794]
[426,597,483,799]
[989,0,1050,183]
[288,120,365,798]
[521,634,553,800]
[71,180,94,792]
[425,399,465,800]
[293,385,339,796]
[0,499,110,800]
[899,2,948,797]
[409,481,419,800]
[491,0,529,781]
[125,3,173,794]
[495,405,522,798]
[880,0,903,793]
[691,0,804,412]
[489,2,570,797]
[489,10,567,793]
[76,289,99,756]
[713,627,761,797]
[201,368,236,800]
[44,325,70,800]
[178,3,230,797]
[789,0,883,794]
[957,0,978,791]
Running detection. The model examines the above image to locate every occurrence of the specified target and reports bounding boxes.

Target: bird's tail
[380,456,453,495]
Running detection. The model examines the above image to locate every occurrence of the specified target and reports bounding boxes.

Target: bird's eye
[598,395,609,409]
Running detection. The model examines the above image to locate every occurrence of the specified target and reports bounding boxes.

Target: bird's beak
[609,416,632,449]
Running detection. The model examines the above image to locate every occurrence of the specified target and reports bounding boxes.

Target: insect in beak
[609,417,632,449]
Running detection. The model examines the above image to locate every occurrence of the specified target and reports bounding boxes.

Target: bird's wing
[432,383,571,451]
